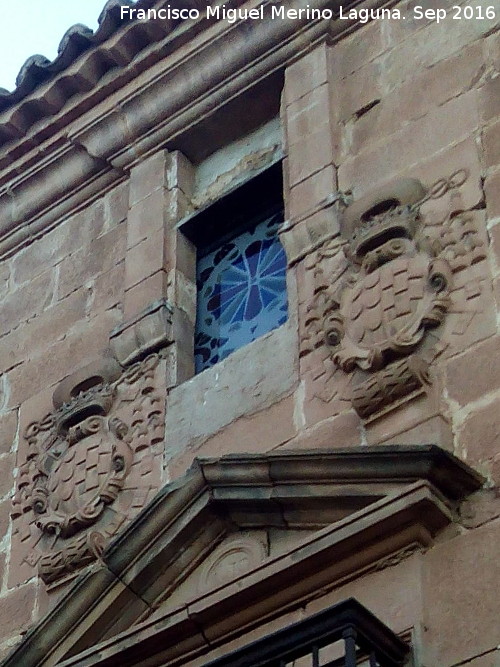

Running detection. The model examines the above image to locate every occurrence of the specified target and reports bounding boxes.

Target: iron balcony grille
[204,598,410,667]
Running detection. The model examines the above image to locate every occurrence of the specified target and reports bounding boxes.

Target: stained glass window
[194,208,288,373]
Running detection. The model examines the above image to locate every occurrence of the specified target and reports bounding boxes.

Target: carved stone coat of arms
[303,172,487,420]
[12,354,165,584]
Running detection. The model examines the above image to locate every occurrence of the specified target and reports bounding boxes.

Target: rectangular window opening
[182,163,288,373]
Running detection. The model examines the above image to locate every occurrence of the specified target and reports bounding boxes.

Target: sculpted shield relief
[12,354,165,584]
[303,172,488,420]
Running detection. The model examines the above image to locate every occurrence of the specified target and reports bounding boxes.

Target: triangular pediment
[2,445,483,667]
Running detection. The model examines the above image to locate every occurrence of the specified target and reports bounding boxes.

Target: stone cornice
[60,482,442,667]
[67,0,334,170]
[0,0,377,260]
[1,446,483,667]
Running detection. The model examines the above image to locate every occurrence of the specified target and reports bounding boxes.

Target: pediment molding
[2,445,482,667]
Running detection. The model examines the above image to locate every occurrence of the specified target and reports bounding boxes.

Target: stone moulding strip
[109,298,175,366]
[0,0,390,260]
[1,445,483,667]
[201,445,484,501]
[0,146,121,260]
[57,483,450,667]
[68,0,357,172]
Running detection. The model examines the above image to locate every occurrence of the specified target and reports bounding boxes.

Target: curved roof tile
[0,0,136,111]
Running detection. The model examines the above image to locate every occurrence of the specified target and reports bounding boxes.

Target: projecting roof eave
[0,0,400,262]
[0,0,338,261]
[0,0,135,110]
[0,445,483,667]
[0,0,189,149]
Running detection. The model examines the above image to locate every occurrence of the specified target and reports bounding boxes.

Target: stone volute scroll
[12,354,165,584]
[303,171,487,421]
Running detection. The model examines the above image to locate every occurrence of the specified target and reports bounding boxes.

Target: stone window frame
[180,160,289,374]
[111,105,299,456]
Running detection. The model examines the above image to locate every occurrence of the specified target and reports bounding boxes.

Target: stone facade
[0,0,498,665]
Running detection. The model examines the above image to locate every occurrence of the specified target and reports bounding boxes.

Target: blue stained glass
[194,212,288,372]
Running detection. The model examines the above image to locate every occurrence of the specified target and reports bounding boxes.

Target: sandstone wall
[0,1,498,664]
[0,182,129,655]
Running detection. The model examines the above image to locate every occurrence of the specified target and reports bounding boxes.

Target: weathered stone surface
[484,30,500,74]
[337,59,383,123]
[362,391,439,441]
[165,324,297,457]
[6,311,120,408]
[10,200,107,287]
[124,229,167,291]
[422,520,500,666]
[288,128,334,187]
[489,454,500,486]
[458,653,500,666]
[0,270,54,339]
[127,188,166,249]
[0,262,9,300]
[110,300,173,366]
[90,263,124,315]
[168,396,297,479]
[330,19,384,79]
[287,166,337,220]
[483,117,500,169]
[485,170,500,223]
[458,398,500,465]
[124,270,169,319]
[301,354,353,426]
[0,453,15,499]
[282,411,362,451]
[413,137,483,213]
[346,42,484,157]
[0,288,89,374]
[166,232,196,284]
[0,584,36,642]
[281,207,340,269]
[0,498,11,542]
[166,151,195,200]
[446,335,500,406]
[382,3,495,91]
[286,85,331,147]
[438,258,495,356]
[103,180,129,230]
[16,389,54,465]
[128,151,169,207]
[339,92,480,194]
[460,490,500,530]
[371,413,452,450]
[479,76,500,125]
[0,410,17,455]
[57,225,126,299]
[0,552,5,589]
[285,44,328,104]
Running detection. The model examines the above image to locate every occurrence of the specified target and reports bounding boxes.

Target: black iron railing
[204,598,410,667]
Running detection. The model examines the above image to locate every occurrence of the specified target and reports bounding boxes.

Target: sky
[0,0,112,91]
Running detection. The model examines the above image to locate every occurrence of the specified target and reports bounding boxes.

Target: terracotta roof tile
[0,0,146,112]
